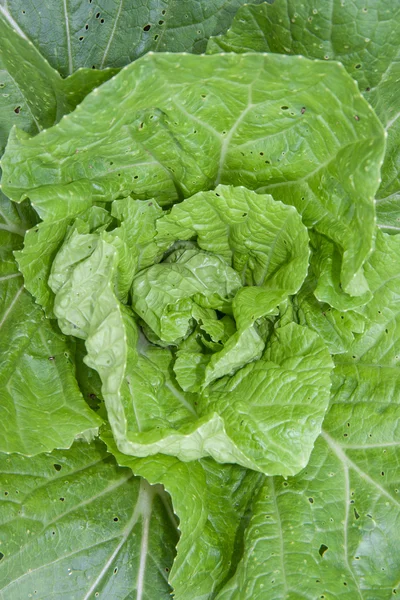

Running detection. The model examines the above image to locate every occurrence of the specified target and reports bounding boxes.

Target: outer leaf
[214,432,400,600]
[0,192,101,455]
[2,52,384,296]
[102,431,263,600]
[0,0,260,76]
[0,440,178,599]
[0,13,116,146]
[207,0,400,233]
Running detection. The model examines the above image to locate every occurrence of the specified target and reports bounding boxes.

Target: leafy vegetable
[1,2,399,598]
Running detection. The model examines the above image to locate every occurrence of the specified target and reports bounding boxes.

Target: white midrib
[270,478,288,595]
[378,223,400,232]
[322,430,400,508]
[82,479,155,600]
[214,88,254,186]
[136,483,153,600]
[323,434,363,600]
[0,272,21,282]
[63,0,73,75]
[100,0,124,68]
[385,110,400,132]
[0,3,28,39]
[165,381,197,416]
[0,284,24,331]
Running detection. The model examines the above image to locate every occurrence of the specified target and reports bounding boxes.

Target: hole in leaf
[4,491,8,496]
[114,567,118,574]
[159,20,164,25]
[354,508,360,519]
[113,517,119,522]
[95,12,100,18]
[355,64,361,69]
[281,106,289,110]
[0,553,4,560]
[79,36,84,41]
[100,18,104,23]
[53,464,62,471]
[14,106,21,114]
[143,24,151,31]
[319,544,328,557]
[308,497,314,504]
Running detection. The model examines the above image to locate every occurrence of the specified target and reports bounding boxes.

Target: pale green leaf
[50,224,332,475]
[201,322,333,476]
[131,246,241,344]
[157,185,310,327]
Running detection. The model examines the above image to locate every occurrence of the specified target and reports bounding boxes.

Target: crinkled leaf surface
[0,13,116,148]
[0,0,259,76]
[48,189,332,475]
[131,246,242,343]
[103,431,263,600]
[0,192,101,455]
[207,0,400,234]
[327,230,400,442]
[156,185,310,328]
[0,440,178,599]
[2,52,384,296]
